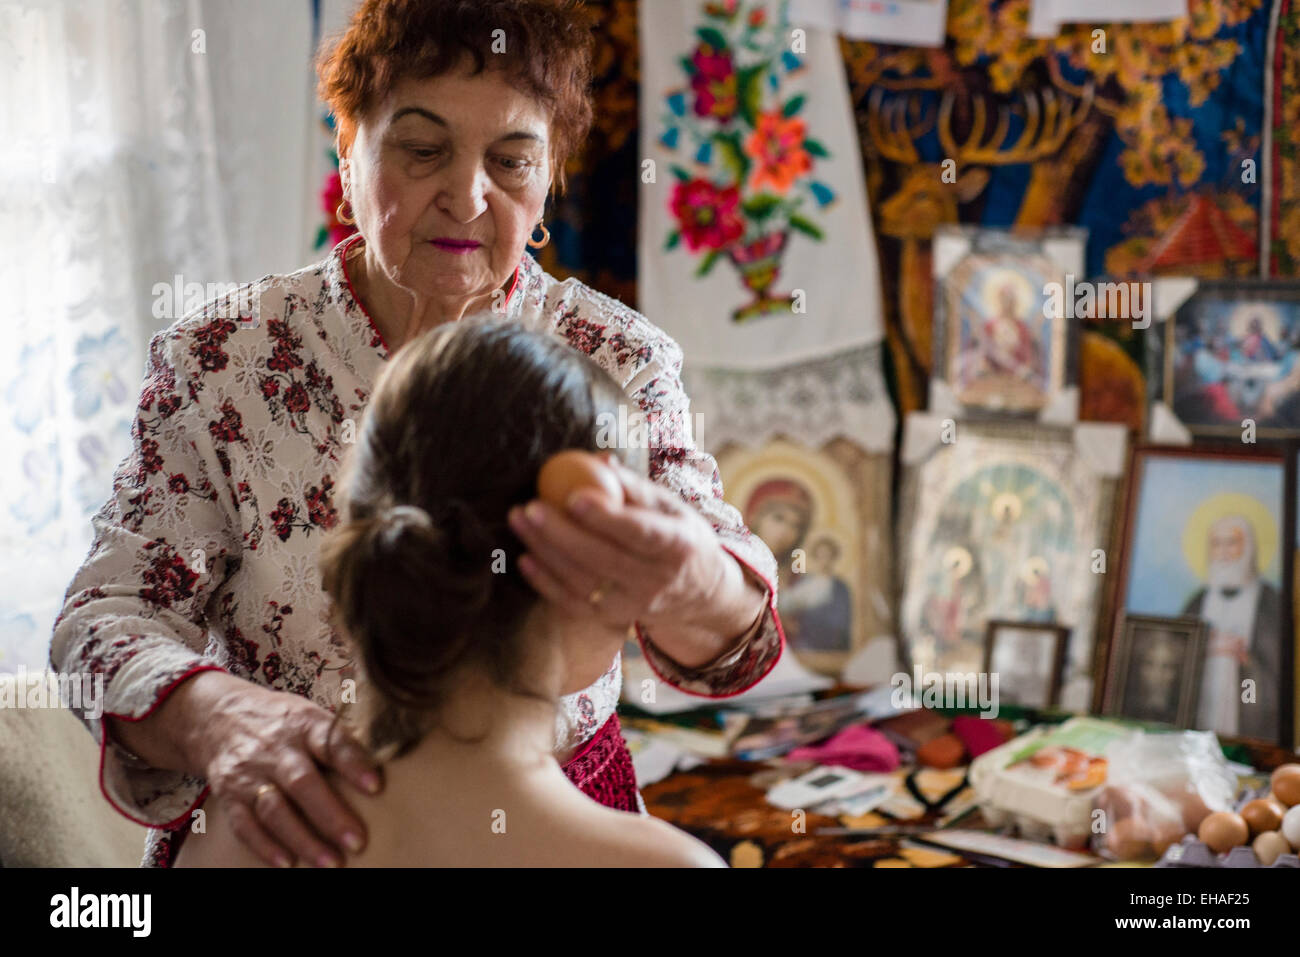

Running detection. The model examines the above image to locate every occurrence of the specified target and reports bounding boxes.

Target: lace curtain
[0,0,315,671]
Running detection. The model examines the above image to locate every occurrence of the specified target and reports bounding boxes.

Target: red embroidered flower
[139,437,164,475]
[191,318,237,374]
[285,382,311,415]
[267,319,305,373]
[561,315,608,355]
[269,499,297,541]
[690,45,738,122]
[305,476,336,528]
[268,346,300,374]
[139,543,199,608]
[261,651,282,683]
[156,393,181,418]
[167,473,190,495]
[607,333,653,369]
[671,179,745,252]
[208,400,248,445]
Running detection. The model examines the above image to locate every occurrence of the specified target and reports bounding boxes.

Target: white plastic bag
[1091,730,1237,861]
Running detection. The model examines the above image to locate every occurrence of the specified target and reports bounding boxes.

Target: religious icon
[1104,615,1207,729]
[1150,281,1300,439]
[931,226,1083,421]
[1110,445,1294,745]
[899,417,1124,711]
[714,438,888,677]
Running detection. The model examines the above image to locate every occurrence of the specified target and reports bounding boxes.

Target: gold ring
[254,783,277,802]
[587,582,609,606]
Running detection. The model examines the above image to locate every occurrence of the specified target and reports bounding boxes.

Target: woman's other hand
[507,453,765,669]
[110,670,382,867]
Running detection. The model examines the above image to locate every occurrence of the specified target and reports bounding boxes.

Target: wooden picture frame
[982,619,1070,709]
[1103,614,1208,728]
[1103,443,1296,747]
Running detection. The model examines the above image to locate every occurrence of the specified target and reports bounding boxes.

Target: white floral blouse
[50,233,784,866]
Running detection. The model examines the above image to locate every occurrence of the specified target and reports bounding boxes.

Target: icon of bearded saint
[1180,514,1282,740]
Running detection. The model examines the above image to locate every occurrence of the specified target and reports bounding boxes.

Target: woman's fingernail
[343,832,363,853]
[567,493,591,515]
[524,502,544,526]
[361,772,380,794]
[274,854,292,868]
[318,853,341,868]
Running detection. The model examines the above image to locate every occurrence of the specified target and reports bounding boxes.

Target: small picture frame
[1104,614,1208,728]
[982,619,1070,709]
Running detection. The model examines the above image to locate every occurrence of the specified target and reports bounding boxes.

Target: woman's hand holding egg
[509,449,743,639]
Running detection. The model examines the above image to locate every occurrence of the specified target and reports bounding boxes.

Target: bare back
[174,751,724,868]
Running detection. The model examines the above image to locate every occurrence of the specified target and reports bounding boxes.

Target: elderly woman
[51,0,783,869]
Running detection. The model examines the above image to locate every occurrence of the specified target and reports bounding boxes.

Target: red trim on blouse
[633,544,786,700]
[337,233,391,355]
[503,261,522,309]
[96,663,227,831]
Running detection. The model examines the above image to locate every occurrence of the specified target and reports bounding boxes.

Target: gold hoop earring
[337,200,356,226]
[527,221,550,249]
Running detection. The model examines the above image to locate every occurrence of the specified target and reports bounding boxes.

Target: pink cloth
[786,723,900,772]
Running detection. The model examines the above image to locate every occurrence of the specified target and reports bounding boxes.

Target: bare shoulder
[575,809,727,868]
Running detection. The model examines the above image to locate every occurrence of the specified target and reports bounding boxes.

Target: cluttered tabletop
[621,684,1300,869]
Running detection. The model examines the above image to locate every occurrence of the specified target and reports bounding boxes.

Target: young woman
[174,317,724,867]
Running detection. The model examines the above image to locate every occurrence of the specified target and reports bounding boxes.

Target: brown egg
[1179,791,1212,832]
[1253,830,1291,866]
[1150,812,1189,859]
[1107,816,1153,861]
[1240,797,1286,836]
[1197,811,1250,854]
[1095,785,1135,821]
[1270,764,1300,807]
[537,451,623,511]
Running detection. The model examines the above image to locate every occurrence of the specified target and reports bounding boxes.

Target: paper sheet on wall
[638,0,883,370]
[788,0,949,48]
[1030,0,1187,38]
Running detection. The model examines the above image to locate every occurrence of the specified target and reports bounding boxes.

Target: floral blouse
[50,233,784,866]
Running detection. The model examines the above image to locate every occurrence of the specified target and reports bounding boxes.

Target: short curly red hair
[316,0,595,196]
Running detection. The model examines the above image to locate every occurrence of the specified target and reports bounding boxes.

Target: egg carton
[1154,785,1298,868]
[1155,834,1298,868]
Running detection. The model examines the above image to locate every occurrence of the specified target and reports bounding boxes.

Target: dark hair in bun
[318,316,644,759]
